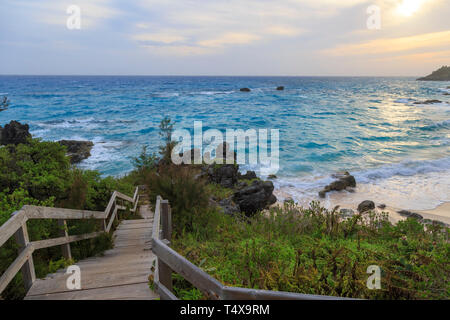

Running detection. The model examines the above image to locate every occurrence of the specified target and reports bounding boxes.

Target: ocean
[0,75,449,211]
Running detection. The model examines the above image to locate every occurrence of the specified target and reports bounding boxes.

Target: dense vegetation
[170,198,449,299]
[0,137,134,299]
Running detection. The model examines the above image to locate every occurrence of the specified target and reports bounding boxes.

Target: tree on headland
[417,66,450,81]
[158,116,177,165]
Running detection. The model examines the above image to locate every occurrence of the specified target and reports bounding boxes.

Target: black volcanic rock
[417,66,450,81]
[397,210,423,221]
[358,200,375,213]
[0,121,31,145]
[240,88,251,92]
[276,86,285,91]
[319,171,356,198]
[233,180,277,215]
[58,140,94,164]
[413,99,442,105]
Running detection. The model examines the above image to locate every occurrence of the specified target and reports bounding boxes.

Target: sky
[0,0,449,76]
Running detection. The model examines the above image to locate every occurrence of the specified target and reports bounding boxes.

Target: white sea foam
[273,157,450,211]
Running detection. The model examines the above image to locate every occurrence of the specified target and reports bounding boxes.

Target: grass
[171,202,450,300]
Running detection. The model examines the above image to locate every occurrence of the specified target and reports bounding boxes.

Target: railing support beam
[159,200,173,293]
[14,222,36,291]
[58,219,72,261]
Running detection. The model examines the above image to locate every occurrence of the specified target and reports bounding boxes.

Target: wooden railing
[0,187,140,296]
[151,196,353,300]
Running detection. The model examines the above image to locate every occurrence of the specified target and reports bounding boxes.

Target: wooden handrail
[0,187,140,296]
[151,196,356,300]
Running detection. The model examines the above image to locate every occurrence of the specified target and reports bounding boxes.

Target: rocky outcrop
[357,200,375,213]
[238,170,257,180]
[233,180,277,215]
[276,86,285,91]
[205,164,239,188]
[240,88,251,92]
[58,140,94,164]
[413,99,442,105]
[0,121,31,145]
[417,66,450,81]
[217,198,240,216]
[319,171,356,198]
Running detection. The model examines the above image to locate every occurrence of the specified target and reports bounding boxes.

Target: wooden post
[161,200,172,241]
[159,200,173,292]
[58,220,72,261]
[14,222,36,291]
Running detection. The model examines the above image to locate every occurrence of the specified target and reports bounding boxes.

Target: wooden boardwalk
[24,202,158,300]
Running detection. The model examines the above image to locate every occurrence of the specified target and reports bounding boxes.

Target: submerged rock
[58,140,94,164]
[319,171,356,198]
[240,88,251,92]
[233,180,277,215]
[276,86,285,91]
[357,200,375,213]
[0,121,31,145]
[267,174,277,180]
[413,99,442,105]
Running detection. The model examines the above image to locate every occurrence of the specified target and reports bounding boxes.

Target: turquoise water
[1,76,449,210]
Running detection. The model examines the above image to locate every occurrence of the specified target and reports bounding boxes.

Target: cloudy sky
[1,0,449,76]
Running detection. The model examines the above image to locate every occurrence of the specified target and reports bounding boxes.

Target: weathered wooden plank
[152,196,161,240]
[132,187,139,203]
[131,195,139,213]
[221,286,350,300]
[25,282,157,300]
[0,244,34,294]
[156,282,179,300]
[24,206,105,220]
[27,268,152,296]
[115,191,134,203]
[58,220,72,260]
[0,210,27,247]
[31,232,103,250]
[15,223,36,291]
[152,238,222,299]
[105,207,118,233]
[103,191,117,218]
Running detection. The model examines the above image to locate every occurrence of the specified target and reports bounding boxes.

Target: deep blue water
[1,76,449,210]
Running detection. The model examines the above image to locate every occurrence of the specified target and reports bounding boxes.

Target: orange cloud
[323,30,450,56]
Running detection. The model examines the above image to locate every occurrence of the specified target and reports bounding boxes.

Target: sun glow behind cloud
[396,0,428,17]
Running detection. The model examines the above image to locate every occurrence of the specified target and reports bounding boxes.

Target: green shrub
[172,203,450,300]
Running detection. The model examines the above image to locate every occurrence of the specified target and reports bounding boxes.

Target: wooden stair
[24,193,158,300]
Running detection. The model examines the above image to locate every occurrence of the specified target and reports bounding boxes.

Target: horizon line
[0,74,421,78]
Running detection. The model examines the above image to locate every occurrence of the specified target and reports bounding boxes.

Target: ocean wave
[417,119,450,131]
[150,92,180,98]
[37,118,137,129]
[354,157,450,183]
